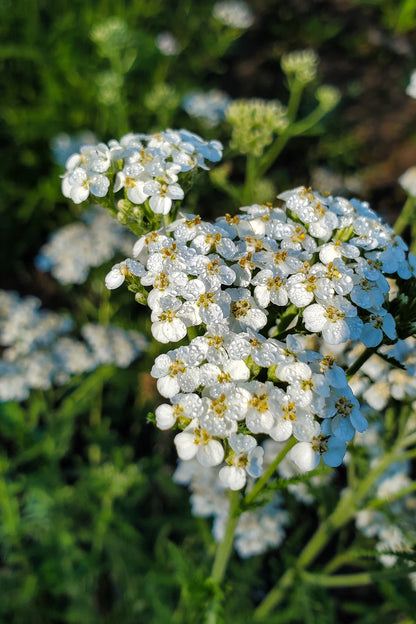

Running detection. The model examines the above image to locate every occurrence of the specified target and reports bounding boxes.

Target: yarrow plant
[60,125,416,621]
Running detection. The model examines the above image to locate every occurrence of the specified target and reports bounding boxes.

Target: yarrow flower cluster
[61,129,223,215]
[36,207,134,284]
[105,185,415,488]
[0,290,146,402]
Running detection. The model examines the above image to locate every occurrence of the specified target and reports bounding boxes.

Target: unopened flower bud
[281,49,318,84]
[226,99,288,156]
[316,85,341,111]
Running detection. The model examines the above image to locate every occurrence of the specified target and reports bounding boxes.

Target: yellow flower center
[231,300,251,317]
[249,393,269,413]
[311,434,329,454]
[169,360,186,376]
[324,306,345,322]
[335,396,354,417]
[283,401,296,421]
[198,292,216,307]
[211,394,228,417]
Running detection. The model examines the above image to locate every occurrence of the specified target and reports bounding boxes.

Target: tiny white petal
[219,465,246,490]
[155,404,176,430]
[288,442,319,472]
[197,440,224,467]
[105,269,125,290]
[174,431,198,460]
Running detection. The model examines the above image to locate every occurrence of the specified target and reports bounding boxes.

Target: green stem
[411,221,416,255]
[90,381,103,427]
[345,347,377,379]
[366,480,416,510]
[208,440,298,622]
[301,566,416,587]
[255,79,303,181]
[258,104,329,179]
[242,153,258,204]
[153,56,171,85]
[210,490,241,584]
[286,79,304,122]
[393,196,415,236]
[176,493,241,624]
[394,447,416,462]
[398,430,416,449]
[253,569,296,620]
[221,182,243,203]
[244,437,297,507]
[253,446,401,620]
[56,366,115,420]
[323,548,363,575]
[258,133,290,179]
[0,476,20,542]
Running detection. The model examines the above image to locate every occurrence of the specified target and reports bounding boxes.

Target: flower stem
[244,437,297,507]
[210,489,241,584]
[345,347,377,379]
[411,221,416,255]
[301,566,416,587]
[242,153,258,204]
[286,79,304,123]
[365,480,416,509]
[253,446,401,620]
[253,569,296,620]
[393,196,415,236]
[207,440,298,622]
[258,133,290,179]
[258,104,329,179]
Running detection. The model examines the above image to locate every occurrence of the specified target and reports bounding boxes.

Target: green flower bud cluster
[226,99,288,156]
[281,49,318,84]
[95,71,123,106]
[315,85,341,111]
[144,83,180,114]
[116,199,155,235]
[90,17,137,75]
[90,17,135,55]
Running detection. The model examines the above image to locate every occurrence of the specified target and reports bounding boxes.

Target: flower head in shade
[212,0,254,29]
[183,89,231,126]
[399,166,416,197]
[0,290,145,402]
[156,31,180,56]
[406,69,416,99]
